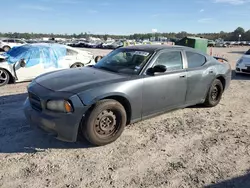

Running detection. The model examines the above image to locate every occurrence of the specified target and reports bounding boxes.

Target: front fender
[80,91,132,106]
[76,79,144,122]
[0,62,15,78]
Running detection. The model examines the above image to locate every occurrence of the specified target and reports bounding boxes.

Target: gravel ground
[0,47,250,188]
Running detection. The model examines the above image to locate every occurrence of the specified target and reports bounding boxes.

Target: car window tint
[245,49,250,55]
[67,49,78,56]
[15,40,24,44]
[8,39,15,43]
[154,51,183,71]
[2,40,8,42]
[186,52,206,68]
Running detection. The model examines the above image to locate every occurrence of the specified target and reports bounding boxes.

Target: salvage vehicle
[235,49,250,74]
[24,45,232,146]
[0,43,95,86]
[0,38,27,52]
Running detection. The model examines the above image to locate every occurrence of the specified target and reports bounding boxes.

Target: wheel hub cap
[211,86,219,100]
[95,110,117,136]
[0,70,7,83]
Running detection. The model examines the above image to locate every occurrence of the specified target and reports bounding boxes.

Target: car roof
[121,45,203,53]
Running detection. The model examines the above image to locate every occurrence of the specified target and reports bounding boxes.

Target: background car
[23,45,231,146]
[235,49,250,74]
[0,43,95,86]
[0,38,27,52]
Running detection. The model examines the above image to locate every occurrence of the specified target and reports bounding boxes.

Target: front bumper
[235,67,250,74]
[23,83,90,142]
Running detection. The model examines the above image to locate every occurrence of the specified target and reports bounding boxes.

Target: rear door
[142,50,187,117]
[184,51,216,105]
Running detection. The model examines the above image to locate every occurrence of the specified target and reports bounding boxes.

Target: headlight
[236,59,243,66]
[46,100,73,113]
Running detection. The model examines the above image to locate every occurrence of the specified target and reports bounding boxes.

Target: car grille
[242,69,250,73]
[29,92,42,111]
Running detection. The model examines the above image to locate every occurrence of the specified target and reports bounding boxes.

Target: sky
[1,0,250,35]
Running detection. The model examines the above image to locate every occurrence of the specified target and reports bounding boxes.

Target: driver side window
[154,51,183,71]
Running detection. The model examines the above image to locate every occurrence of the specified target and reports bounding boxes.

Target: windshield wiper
[96,66,117,73]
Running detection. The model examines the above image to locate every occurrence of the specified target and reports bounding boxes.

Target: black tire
[70,63,84,68]
[204,79,224,107]
[0,68,10,87]
[82,99,127,146]
[95,56,103,63]
[3,46,10,52]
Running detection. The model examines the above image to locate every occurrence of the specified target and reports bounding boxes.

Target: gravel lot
[0,47,250,188]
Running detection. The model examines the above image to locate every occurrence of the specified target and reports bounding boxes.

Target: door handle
[209,70,214,74]
[179,75,186,78]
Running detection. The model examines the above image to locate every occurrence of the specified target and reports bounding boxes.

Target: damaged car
[0,43,95,86]
[235,49,250,74]
[24,45,231,146]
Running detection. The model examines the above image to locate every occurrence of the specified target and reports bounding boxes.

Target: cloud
[214,0,249,5]
[200,9,205,12]
[198,18,213,23]
[87,9,98,14]
[20,5,53,11]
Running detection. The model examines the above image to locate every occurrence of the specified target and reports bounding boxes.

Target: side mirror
[20,59,26,67]
[147,65,167,75]
[152,64,167,73]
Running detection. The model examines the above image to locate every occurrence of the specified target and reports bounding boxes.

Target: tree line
[0,27,249,41]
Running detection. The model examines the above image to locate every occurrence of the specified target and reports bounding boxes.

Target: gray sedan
[24,45,231,146]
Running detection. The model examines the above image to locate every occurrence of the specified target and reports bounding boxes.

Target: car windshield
[94,48,153,75]
[245,49,250,55]
[6,46,29,57]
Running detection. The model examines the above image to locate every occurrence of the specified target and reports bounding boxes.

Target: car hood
[35,67,129,93]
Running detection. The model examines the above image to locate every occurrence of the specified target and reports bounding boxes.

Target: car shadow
[0,93,93,153]
[205,172,250,188]
[231,70,250,81]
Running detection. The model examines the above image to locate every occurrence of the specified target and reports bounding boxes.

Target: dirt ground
[0,47,250,188]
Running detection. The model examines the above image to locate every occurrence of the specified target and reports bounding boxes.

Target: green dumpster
[176,36,208,53]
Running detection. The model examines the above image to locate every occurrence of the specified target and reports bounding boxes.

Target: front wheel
[0,69,10,87]
[81,99,127,146]
[203,79,223,107]
[3,46,10,52]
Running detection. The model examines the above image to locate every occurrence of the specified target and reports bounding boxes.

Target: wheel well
[70,62,84,68]
[216,76,226,90]
[0,68,15,84]
[103,96,132,125]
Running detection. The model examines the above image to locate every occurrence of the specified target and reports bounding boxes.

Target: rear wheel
[81,99,126,146]
[0,69,10,87]
[95,56,103,63]
[3,46,10,52]
[70,63,84,68]
[204,79,223,107]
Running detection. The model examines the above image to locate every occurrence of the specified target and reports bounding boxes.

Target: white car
[0,43,96,86]
[0,38,27,52]
[235,49,250,75]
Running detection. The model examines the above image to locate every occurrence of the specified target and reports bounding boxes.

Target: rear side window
[186,52,206,69]
[8,39,15,43]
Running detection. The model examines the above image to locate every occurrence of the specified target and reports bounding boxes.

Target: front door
[142,50,187,117]
[15,50,44,82]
